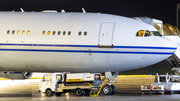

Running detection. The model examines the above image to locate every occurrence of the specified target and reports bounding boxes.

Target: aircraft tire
[102,84,113,95]
[45,89,53,97]
[55,92,62,97]
[75,88,83,96]
[111,85,116,95]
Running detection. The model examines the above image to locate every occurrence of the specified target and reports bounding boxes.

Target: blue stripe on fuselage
[0,49,174,55]
[0,43,176,55]
[0,43,177,50]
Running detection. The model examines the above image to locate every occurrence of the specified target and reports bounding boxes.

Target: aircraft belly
[0,51,58,71]
[0,45,175,73]
[54,52,85,69]
[107,54,168,72]
[105,48,174,72]
[82,53,109,72]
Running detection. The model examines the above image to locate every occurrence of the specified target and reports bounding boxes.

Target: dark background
[0,0,180,25]
[0,0,179,75]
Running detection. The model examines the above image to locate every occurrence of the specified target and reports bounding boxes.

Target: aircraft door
[99,23,115,46]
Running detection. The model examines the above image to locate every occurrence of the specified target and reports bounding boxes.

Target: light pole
[177,4,180,29]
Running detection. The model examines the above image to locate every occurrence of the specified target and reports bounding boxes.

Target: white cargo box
[66,73,95,82]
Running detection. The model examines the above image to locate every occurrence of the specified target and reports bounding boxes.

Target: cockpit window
[151,31,162,37]
[136,30,144,37]
[144,31,151,37]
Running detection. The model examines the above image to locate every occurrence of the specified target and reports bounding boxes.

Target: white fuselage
[0,12,176,73]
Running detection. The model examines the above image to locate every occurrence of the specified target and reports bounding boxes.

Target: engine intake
[0,71,33,79]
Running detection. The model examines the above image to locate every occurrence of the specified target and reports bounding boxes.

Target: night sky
[0,0,180,25]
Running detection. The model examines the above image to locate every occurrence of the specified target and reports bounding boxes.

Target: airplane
[0,10,177,95]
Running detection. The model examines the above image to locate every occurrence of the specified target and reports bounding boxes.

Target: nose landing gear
[102,84,116,95]
[101,71,118,95]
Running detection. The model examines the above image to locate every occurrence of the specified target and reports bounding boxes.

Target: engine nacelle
[0,71,33,79]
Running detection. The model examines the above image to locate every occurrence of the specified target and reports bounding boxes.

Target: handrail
[85,82,103,97]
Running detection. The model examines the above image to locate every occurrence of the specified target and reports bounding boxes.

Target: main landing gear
[101,72,118,95]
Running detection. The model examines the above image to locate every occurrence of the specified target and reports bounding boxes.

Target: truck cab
[39,73,63,95]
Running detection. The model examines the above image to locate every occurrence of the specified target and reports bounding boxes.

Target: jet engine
[0,71,33,79]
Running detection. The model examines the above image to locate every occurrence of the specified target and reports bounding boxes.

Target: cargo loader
[141,73,180,94]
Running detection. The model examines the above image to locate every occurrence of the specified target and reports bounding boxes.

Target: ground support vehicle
[141,73,180,94]
[39,73,102,97]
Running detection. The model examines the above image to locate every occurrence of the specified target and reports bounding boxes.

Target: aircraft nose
[160,37,177,53]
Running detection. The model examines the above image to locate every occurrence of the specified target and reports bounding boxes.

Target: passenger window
[17,30,20,35]
[7,30,10,34]
[58,31,61,35]
[68,31,71,35]
[136,30,144,37]
[78,31,82,36]
[52,31,56,35]
[144,31,151,37]
[42,31,45,35]
[27,30,30,35]
[22,30,25,35]
[63,31,66,35]
[47,31,51,35]
[12,30,15,34]
[84,31,87,36]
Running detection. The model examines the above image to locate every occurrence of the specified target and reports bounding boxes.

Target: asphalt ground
[0,76,154,95]
[1,77,180,101]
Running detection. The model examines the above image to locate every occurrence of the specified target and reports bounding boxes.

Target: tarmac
[0,76,180,101]
[0,94,180,101]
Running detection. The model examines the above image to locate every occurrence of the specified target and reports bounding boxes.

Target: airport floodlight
[177,3,180,29]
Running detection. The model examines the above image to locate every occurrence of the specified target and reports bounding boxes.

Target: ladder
[166,54,180,74]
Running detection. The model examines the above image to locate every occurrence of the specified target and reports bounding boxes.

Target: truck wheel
[111,85,116,95]
[55,92,62,97]
[45,89,53,97]
[75,88,83,96]
[102,84,113,95]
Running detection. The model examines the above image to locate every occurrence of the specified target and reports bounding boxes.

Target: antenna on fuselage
[82,8,86,13]
[61,9,65,13]
[20,8,25,12]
